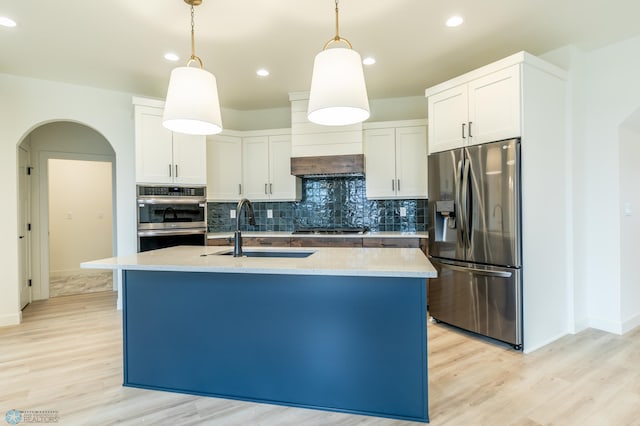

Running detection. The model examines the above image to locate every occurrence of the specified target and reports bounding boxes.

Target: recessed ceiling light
[256,69,270,77]
[362,57,376,66]
[446,16,464,27]
[0,16,17,28]
[164,52,180,62]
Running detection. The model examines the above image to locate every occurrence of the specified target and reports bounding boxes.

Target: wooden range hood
[290,154,365,177]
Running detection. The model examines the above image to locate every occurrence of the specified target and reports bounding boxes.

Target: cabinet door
[173,132,206,184]
[268,134,300,201]
[242,136,270,201]
[467,65,521,145]
[395,126,428,198]
[364,128,397,199]
[207,135,242,201]
[427,85,468,154]
[135,106,173,184]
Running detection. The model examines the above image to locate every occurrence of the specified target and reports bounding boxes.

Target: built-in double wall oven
[136,185,207,252]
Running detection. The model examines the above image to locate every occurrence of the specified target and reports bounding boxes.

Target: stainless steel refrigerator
[428,138,522,349]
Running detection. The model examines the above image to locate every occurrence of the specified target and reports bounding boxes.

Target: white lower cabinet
[364,123,428,199]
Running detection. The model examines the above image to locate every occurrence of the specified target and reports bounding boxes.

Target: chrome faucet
[234,198,256,257]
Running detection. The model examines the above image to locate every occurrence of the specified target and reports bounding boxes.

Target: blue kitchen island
[82,245,437,423]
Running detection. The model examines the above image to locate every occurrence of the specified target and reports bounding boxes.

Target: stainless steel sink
[213,249,315,258]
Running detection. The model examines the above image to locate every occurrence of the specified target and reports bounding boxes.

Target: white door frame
[18,146,32,309]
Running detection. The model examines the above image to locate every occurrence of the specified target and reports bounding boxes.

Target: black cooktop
[292,227,369,235]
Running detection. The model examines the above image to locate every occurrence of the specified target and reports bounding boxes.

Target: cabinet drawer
[290,237,362,248]
[243,237,291,247]
[363,238,420,249]
[207,237,233,246]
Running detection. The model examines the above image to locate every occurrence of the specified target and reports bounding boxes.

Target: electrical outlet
[230,209,236,219]
[267,209,273,219]
[399,207,407,217]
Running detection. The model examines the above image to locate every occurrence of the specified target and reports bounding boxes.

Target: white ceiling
[2,0,640,110]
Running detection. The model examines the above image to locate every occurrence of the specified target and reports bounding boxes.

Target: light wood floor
[1,291,639,425]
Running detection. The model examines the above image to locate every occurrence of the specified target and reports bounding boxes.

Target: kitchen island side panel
[122,270,428,422]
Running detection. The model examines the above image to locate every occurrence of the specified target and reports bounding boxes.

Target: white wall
[48,159,113,275]
[221,95,428,130]
[0,73,136,326]
[544,35,640,335]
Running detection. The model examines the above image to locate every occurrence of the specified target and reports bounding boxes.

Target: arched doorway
[18,121,116,303]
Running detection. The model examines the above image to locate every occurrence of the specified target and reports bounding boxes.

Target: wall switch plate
[230,209,236,219]
[267,209,273,219]
[400,207,407,217]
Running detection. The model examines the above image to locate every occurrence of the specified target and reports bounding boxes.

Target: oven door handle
[137,197,206,205]
[137,229,206,237]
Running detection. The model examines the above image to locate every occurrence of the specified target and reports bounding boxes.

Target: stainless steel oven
[136,185,207,252]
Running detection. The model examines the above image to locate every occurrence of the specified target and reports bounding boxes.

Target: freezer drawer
[428,258,522,348]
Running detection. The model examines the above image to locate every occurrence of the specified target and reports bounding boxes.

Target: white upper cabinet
[364,121,428,199]
[268,134,300,201]
[467,65,521,145]
[427,85,468,153]
[207,134,242,201]
[134,100,206,185]
[242,136,271,200]
[427,65,521,154]
[241,133,301,202]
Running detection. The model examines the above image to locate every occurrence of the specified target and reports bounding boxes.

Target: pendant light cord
[324,0,352,50]
[334,0,340,42]
[187,2,204,68]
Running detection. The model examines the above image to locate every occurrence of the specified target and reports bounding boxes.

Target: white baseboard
[622,313,640,334]
[523,330,569,354]
[588,317,623,335]
[570,318,590,334]
[0,311,22,327]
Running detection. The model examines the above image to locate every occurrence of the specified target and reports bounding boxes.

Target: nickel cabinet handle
[461,123,466,139]
[269,183,273,194]
[397,179,401,192]
[264,183,268,195]
[169,164,172,177]
[468,121,473,138]
[175,164,179,178]
[392,179,395,191]
[238,184,242,195]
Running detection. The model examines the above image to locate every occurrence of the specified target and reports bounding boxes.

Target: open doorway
[47,159,113,297]
[18,121,116,302]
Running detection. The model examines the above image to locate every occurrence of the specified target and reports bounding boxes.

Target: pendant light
[307,0,370,126]
[163,0,223,135]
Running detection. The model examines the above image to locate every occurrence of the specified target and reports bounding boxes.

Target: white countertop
[81,246,437,279]
[207,231,429,239]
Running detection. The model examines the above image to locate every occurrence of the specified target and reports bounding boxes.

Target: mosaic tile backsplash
[208,176,427,233]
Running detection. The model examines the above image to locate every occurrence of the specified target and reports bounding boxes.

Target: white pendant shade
[163,66,223,135]
[308,47,370,126]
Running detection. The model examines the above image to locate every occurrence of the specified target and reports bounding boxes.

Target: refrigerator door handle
[456,159,465,244]
[461,157,471,249]
[439,261,513,278]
